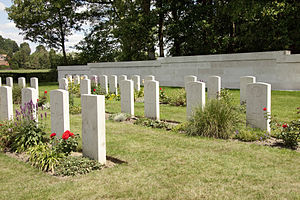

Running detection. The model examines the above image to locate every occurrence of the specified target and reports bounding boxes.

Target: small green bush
[12,85,22,104]
[55,156,104,176]
[169,88,186,106]
[70,104,81,114]
[134,118,171,130]
[186,89,242,139]
[278,121,299,149]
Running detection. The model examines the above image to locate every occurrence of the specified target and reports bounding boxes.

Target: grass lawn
[1,82,299,199]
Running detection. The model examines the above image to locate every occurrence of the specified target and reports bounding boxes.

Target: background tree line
[6,0,300,65]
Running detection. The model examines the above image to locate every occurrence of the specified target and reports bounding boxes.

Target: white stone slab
[109,75,118,94]
[30,77,39,96]
[184,75,197,90]
[186,81,205,119]
[132,75,141,91]
[0,77,2,86]
[80,79,91,95]
[74,75,80,85]
[208,76,221,99]
[82,75,88,80]
[120,80,134,115]
[21,87,38,120]
[90,75,98,86]
[144,75,155,81]
[50,89,70,138]
[99,75,108,94]
[118,75,127,85]
[144,80,159,120]
[240,76,256,104]
[59,78,68,90]
[0,86,13,121]
[246,82,271,132]
[18,77,26,88]
[6,77,13,87]
[81,94,106,164]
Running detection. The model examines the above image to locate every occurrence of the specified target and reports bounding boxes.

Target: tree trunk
[158,0,164,57]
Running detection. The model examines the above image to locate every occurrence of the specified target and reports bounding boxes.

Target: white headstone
[144,75,155,81]
[119,75,127,85]
[0,77,2,86]
[82,75,88,80]
[109,75,118,94]
[184,75,197,89]
[132,75,141,91]
[81,79,91,95]
[59,78,68,90]
[99,75,108,94]
[0,86,13,121]
[50,89,70,138]
[81,94,106,164]
[240,76,256,104]
[90,75,98,86]
[186,81,205,119]
[74,75,80,85]
[208,76,221,99]
[246,82,271,132]
[144,80,159,120]
[18,77,26,88]
[120,80,134,115]
[66,75,73,84]
[6,77,13,87]
[21,87,38,120]
[30,77,39,96]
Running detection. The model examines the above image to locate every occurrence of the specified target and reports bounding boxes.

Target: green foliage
[28,144,64,173]
[12,84,21,104]
[0,35,19,57]
[169,88,186,106]
[55,156,104,176]
[29,45,51,69]
[186,90,242,139]
[159,88,169,104]
[9,42,31,69]
[134,118,171,130]
[0,70,57,83]
[233,128,270,142]
[134,88,144,102]
[70,105,81,115]
[51,131,79,156]
[38,91,48,107]
[109,113,130,122]
[278,121,300,149]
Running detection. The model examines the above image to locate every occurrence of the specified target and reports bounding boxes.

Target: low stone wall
[58,51,300,90]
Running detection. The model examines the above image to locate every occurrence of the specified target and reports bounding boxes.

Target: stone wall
[58,51,300,90]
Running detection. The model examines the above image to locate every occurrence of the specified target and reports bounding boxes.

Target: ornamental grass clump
[186,90,242,139]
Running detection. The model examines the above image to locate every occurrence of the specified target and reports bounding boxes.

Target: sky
[0,0,85,53]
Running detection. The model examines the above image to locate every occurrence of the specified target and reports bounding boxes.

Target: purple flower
[40,113,43,119]
[44,112,47,118]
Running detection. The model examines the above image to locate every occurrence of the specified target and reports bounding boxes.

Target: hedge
[0,69,57,83]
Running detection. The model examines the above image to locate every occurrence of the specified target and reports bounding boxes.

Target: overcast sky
[0,0,85,53]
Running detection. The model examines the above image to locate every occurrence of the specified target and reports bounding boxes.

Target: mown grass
[2,82,299,199]
[0,121,299,199]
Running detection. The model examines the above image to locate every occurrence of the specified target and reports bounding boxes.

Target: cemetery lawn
[1,120,300,199]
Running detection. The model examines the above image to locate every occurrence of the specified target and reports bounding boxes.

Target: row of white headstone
[0,78,106,164]
[185,75,271,132]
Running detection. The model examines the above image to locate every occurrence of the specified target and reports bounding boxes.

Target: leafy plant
[134,87,144,102]
[12,84,21,104]
[55,156,104,176]
[38,90,48,107]
[169,88,186,106]
[50,130,79,156]
[134,118,171,130]
[28,144,64,173]
[109,113,130,122]
[159,87,169,104]
[70,104,81,115]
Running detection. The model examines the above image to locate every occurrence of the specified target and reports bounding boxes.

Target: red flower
[37,99,39,102]
[263,107,267,111]
[93,89,96,92]
[282,124,288,128]
[50,133,56,138]
[44,90,47,94]
[160,88,162,90]
[69,132,75,138]
[62,130,71,140]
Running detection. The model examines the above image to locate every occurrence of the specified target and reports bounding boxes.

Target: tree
[30,45,51,69]
[6,0,85,64]
[9,42,31,69]
[0,35,19,58]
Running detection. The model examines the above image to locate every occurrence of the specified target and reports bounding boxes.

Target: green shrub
[12,84,22,104]
[134,88,144,102]
[50,130,79,156]
[159,88,169,104]
[55,156,104,176]
[277,121,299,149]
[109,113,130,122]
[233,127,270,142]
[0,69,57,83]
[28,144,64,173]
[70,104,81,114]
[169,88,186,106]
[38,90,49,107]
[134,118,171,130]
[186,90,242,139]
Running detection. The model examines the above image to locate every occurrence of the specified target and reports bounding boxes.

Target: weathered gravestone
[119,75,127,85]
[109,75,118,94]
[18,77,26,88]
[59,78,68,90]
[246,82,271,132]
[99,75,108,94]
[144,80,159,120]
[144,75,155,81]
[208,76,221,99]
[6,77,13,87]
[240,76,256,104]
[21,87,38,120]
[74,75,80,85]
[0,86,13,121]
[30,77,39,96]
[186,81,206,119]
[132,75,141,91]
[81,94,106,164]
[120,79,134,115]
[50,89,70,138]
[81,79,91,95]
[184,75,197,90]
